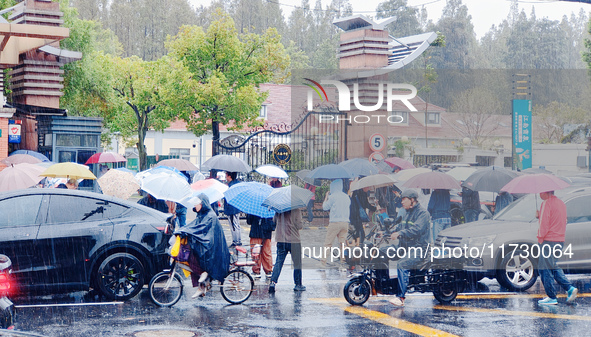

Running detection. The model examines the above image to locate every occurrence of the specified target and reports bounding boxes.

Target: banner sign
[8,120,21,144]
[512,100,532,170]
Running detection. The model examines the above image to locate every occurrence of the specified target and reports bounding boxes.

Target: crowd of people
[136,168,578,307]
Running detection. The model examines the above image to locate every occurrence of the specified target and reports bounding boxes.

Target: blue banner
[512,99,532,170]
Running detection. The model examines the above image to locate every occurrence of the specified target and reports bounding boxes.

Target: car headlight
[460,235,497,248]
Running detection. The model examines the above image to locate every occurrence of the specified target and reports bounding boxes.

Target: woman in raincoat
[179,194,230,298]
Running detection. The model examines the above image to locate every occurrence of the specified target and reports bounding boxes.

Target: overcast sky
[188,0,590,38]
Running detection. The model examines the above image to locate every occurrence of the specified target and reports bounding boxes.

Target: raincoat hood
[179,193,230,281]
[330,179,343,194]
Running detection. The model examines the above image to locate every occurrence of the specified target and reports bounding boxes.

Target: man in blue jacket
[389,189,431,307]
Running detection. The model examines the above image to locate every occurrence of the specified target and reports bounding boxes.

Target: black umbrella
[202,154,251,173]
[462,166,520,192]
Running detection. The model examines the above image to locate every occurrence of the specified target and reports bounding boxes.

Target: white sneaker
[198,271,209,283]
[389,297,405,306]
[192,286,205,299]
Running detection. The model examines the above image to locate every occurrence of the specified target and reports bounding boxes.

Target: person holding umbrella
[268,208,305,293]
[224,172,242,247]
[138,191,169,214]
[322,179,351,264]
[461,185,480,223]
[428,189,451,242]
[536,190,578,305]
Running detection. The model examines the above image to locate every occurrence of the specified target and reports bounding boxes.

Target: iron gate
[215,108,347,172]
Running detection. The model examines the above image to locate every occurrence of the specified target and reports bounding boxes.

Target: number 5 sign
[369,133,385,152]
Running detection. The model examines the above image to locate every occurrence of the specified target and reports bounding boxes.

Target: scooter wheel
[344,277,371,305]
[0,306,14,329]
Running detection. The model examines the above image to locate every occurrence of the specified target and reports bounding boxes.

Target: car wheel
[97,252,145,300]
[496,250,537,291]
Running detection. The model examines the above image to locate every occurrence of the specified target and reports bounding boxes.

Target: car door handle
[15,233,32,238]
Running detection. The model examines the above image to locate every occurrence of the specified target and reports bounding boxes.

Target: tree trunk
[212,120,220,157]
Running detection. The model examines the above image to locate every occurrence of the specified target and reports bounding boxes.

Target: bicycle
[148,237,257,307]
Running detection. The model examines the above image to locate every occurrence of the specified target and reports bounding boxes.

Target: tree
[376,0,423,38]
[166,10,290,155]
[107,56,193,170]
[533,101,587,144]
[449,87,502,147]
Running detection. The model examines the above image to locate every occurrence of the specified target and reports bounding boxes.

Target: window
[476,156,495,166]
[389,111,408,124]
[0,195,43,227]
[566,196,591,224]
[427,112,440,125]
[170,148,190,157]
[56,134,98,147]
[46,195,127,223]
[259,105,268,119]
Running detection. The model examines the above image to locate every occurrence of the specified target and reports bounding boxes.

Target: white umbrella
[390,167,431,182]
[446,167,477,182]
[349,174,398,192]
[140,171,192,203]
[255,164,288,179]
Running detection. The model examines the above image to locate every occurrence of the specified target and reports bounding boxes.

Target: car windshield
[493,193,537,222]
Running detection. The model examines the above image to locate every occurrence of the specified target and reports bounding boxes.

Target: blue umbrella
[262,185,314,213]
[116,167,136,176]
[308,164,355,180]
[136,165,187,183]
[10,150,51,162]
[224,182,275,218]
[339,158,379,177]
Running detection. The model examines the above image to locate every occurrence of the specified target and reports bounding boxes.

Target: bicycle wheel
[149,271,184,307]
[221,270,254,304]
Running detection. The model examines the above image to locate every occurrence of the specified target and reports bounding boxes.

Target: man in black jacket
[389,189,431,307]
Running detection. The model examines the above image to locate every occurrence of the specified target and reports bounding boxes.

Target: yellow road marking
[433,304,591,321]
[456,293,591,300]
[311,298,459,337]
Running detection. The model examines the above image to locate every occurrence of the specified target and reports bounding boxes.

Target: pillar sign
[369,133,385,152]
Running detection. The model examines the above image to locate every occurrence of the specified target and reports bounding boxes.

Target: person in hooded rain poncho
[179,193,230,298]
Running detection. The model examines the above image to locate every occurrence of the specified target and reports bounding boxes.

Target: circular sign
[369,133,385,152]
[273,144,292,165]
[369,151,385,164]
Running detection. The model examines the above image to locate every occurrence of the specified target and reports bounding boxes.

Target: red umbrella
[501,173,570,194]
[85,152,126,164]
[384,157,415,170]
[402,171,461,190]
[1,154,42,165]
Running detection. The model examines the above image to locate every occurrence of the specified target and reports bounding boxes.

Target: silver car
[436,185,591,291]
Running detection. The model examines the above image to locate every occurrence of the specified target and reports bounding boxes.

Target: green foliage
[166,10,290,138]
[533,101,589,144]
[376,0,423,37]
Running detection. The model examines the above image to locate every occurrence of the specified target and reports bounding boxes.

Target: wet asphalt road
[5,218,591,336]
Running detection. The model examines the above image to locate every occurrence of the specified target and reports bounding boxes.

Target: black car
[0,189,173,300]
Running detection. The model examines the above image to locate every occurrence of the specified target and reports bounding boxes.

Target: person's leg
[547,243,573,292]
[307,199,314,223]
[323,222,340,263]
[335,222,349,259]
[229,214,242,246]
[271,242,288,284]
[432,217,451,242]
[292,243,302,286]
[396,257,412,299]
[250,238,263,275]
[538,251,557,299]
[261,238,274,275]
